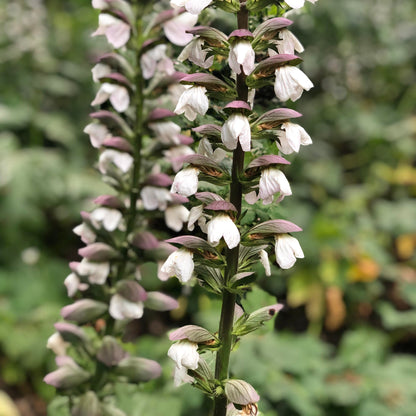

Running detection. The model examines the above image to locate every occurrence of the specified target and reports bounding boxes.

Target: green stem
[213,3,249,416]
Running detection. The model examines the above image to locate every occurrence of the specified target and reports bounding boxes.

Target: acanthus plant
[162,0,316,415]
[44,0,202,414]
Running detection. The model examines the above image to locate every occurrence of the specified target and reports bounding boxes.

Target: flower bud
[115,357,162,382]
[224,379,260,405]
[61,299,108,324]
[97,336,129,367]
[71,391,101,416]
[44,357,91,389]
[144,292,179,311]
[169,325,214,343]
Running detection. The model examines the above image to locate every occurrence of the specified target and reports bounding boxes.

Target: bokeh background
[0,0,415,415]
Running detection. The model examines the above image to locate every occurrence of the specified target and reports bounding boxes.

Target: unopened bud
[43,357,90,389]
[97,336,129,367]
[169,325,215,343]
[115,356,162,382]
[61,299,107,324]
[224,379,260,405]
[144,292,179,311]
[71,391,101,416]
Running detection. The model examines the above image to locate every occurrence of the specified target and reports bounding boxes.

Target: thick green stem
[213,3,249,416]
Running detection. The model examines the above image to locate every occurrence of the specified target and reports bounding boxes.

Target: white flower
[178,38,214,69]
[92,13,131,49]
[92,0,107,9]
[159,249,194,283]
[285,0,318,9]
[140,186,172,211]
[163,12,198,46]
[149,121,182,145]
[73,223,96,244]
[170,0,213,15]
[90,207,122,232]
[207,214,240,249]
[64,273,88,297]
[276,29,304,55]
[109,294,144,320]
[76,259,110,285]
[47,333,69,356]
[174,86,209,121]
[274,65,313,102]
[258,168,292,204]
[171,167,200,197]
[165,205,190,232]
[164,145,195,172]
[91,63,111,82]
[140,44,174,79]
[91,82,130,112]
[221,113,251,152]
[83,123,111,148]
[260,249,271,276]
[274,234,304,269]
[276,122,312,154]
[229,40,255,75]
[168,340,199,386]
[187,205,207,232]
[98,149,134,174]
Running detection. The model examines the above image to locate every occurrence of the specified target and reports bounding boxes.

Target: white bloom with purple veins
[276,29,304,55]
[171,167,200,197]
[274,65,313,102]
[207,214,240,249]
[274,234,304,269]
[221,113,251,152]
[228,40,255,75]
[174,86,209,121]
[277,122,312,154]
[159,249,194,283]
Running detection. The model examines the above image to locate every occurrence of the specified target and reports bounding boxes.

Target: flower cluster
[44,0,203,413]
[162,0,317,414]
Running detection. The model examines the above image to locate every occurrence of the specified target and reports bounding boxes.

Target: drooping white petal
[260,249,271,277]
[105,20,131,48]
[168,341,199,370]
[171,167,200,197]
[173,365,195,387]
[73,223,96,244]
[140,186,172,211]
[285,0,305,8]
[274,66,313,102]
[184,0,213,15]
[188,205,204,231]
[178,38,214,69]
[109,294,144,320]
[141,44,167,79]
[164,145,195,172]
[221,113,251,152]
[163,12,198,46]
[109,85,130,112]
[77,259,110,285]
[160,249,194,283]
[99,149,134,174]
[91,63,111,82]
[149,121,181,145]
[165,205,190,232]
[258,168,292,204]
[229,40,255,75]
[274,234,304,269]
[277,122,312,154]
[174,86,209,121]
[83,123,111,148]
[64,273,81,297]
[207,214,240,249]
[90,207,122,232]
[47,333,69,356]
[276,29,304,55]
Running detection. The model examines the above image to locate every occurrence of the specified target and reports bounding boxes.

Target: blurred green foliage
[0,0,415,414]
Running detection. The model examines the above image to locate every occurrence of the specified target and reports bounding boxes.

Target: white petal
[221,113,251,151]
[109,294,144,320]
[173,366,194,387]
[285,0,305,8]
[260,249,271,276]
[229,41,255,75]
[275,234,304,269]
[77,259,110,285]
[64,273,80,297]
[277,29,304,55]
[91,63,111,82]
[160,249,194,283]
[83,123,111,148]
[90,207,122,232]
[149,121,181,145]
[140,186,172,211]
[105,21,131,49]
[163,12,198,46]
[188,205,204,231]
[174,86,209,121]
[185,0,213,14]
[207,214,240,249]
[165,205,190,232]
[171,167,199,196]
[168,341,199,370]
[109,86,130,112]
[47,333,69,356]
[274,66,313,102]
